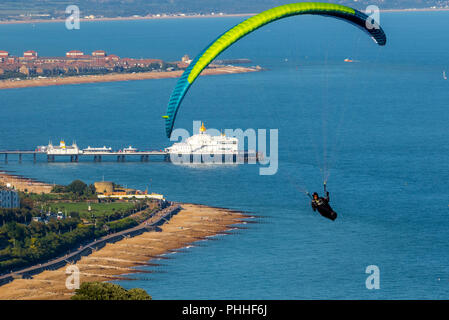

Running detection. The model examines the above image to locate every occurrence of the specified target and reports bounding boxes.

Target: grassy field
[47,202,137,219]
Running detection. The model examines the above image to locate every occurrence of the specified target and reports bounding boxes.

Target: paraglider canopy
[164,2,387,138]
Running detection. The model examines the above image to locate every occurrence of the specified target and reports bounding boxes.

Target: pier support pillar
[4,154,7,163]
[18,154,22,163]
[33,153,36,163]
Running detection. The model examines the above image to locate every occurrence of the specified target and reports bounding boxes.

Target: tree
[88,184,96,195]
[128,288,152,300]
[51,185,66,193]
[67,180,88,196]
[20,197,33,210]
[71,282,151,300]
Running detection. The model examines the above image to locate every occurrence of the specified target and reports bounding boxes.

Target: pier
[0,150,262,163]
[0,139,262,164]
[0,150,168,163]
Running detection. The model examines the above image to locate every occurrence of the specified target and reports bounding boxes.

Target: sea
[0,11,448,299]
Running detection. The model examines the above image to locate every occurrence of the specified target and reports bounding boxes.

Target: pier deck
[0,150,168,162]
[0,150,262,163]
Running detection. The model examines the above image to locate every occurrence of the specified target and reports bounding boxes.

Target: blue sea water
[0,12,448,299]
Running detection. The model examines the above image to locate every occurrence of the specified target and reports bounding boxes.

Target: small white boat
[443,70,447,80]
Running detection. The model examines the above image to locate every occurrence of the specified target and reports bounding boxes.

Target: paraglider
[164,2,387,138]
[309,183,337,221]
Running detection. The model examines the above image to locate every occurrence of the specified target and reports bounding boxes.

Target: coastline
[0,7,448,26]
[0,66,260,90]
[0,203,253,300]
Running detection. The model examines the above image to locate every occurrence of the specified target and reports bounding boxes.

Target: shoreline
[0,8,448,26]
[0,203,253,300]
[0,170,53,193]
[0,66,260,90]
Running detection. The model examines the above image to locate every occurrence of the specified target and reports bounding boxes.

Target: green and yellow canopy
[165,2,387,137]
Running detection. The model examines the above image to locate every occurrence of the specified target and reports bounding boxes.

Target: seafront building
[0,189,20,209]
[165,122,238,155]
[46,140,80,155]
[94,181,166,202]
[37,140,80,155]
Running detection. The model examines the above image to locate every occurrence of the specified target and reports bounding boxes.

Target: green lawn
[47,202,137,219]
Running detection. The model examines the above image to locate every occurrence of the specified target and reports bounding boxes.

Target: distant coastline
[0,8,448,25]
[0,13,255,25]
[0,65,261,90]
[381,7,449,12]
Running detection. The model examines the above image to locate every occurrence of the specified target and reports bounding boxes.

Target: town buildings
[0,49,167,78]
[0,189,20,209]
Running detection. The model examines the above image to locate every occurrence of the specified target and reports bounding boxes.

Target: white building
[23,50,38,58]
[46,140,81,155]
[165,122,239,163]
[166,122,238,155]
[122,146,138,153]
[83,146,112,153]
[92,50,107,57]
[66,50,84,58]
[0,190,20,209]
